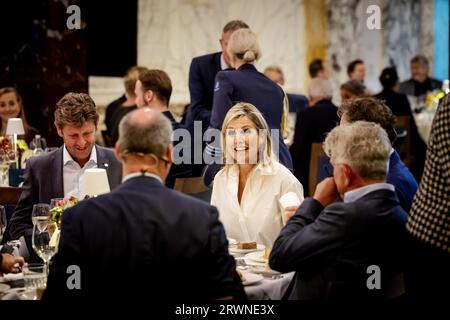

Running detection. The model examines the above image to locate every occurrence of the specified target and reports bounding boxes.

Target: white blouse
[211,161,304,247]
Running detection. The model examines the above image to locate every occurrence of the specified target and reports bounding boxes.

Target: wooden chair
[309,143,326,197]
[174,176,211,202]
[394,116,412,168]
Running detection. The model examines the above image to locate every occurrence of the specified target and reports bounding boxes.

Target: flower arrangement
[50,196,79,227]
[426,89,446,112]
[0,136,29,160]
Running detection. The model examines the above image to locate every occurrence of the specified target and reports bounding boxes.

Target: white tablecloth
[244,272,294,300]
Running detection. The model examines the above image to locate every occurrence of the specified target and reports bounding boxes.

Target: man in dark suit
[43,108,245,301]
[134,68,192,188]
[185,20,248,176]
[270,121,409,301]
[290,78,339,196]
[400,55,442,97]
[337,97,418,212]
[9,93,122,240]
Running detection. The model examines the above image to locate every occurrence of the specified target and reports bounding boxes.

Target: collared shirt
[211,161,304,247]
[343,183,395,203]
[63,145,98,199]
[122,172,163,184]
[220,53,229,70]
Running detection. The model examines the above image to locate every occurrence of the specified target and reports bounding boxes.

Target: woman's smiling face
[225,116,260,165]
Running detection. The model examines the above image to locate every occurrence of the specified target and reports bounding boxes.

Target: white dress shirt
[63,145,98,199]
[343,183,395,203]
[211,161,304,247]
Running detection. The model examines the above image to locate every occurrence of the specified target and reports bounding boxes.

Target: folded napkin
[1,272,23,282]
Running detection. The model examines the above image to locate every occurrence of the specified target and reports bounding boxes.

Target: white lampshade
[6,118,25,135]
[82,168,110,197]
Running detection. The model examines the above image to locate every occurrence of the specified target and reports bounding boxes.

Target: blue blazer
[43,175,245,300]
[185,52,222,127]
[8,145,122,240]
[210,63,293,170]
[270,190,409,300]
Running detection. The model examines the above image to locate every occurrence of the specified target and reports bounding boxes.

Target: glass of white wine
[32,216,58,274]
[31,203,50,226]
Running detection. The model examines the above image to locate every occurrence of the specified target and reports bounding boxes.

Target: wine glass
[31,203,50,226]
[32,216,58,274]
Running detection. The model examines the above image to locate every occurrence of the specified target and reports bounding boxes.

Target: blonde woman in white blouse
[211,103,304,247]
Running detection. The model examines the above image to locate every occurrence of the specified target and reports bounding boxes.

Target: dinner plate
[245,251,268,264]
[229,244,265,254]
[0,283,10,293]
[227,238,237,246]
[241,272,263,286]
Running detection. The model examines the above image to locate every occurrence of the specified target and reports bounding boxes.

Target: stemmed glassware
[32,216,58,274]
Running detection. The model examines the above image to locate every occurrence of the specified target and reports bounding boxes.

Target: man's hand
[313,177,339,207]
[1,253,25,273]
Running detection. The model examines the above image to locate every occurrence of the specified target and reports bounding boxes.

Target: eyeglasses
[122,150,170,165]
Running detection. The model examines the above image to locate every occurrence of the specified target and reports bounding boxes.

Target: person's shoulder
[164,187,217,214]
[27,147,60,168]
[192,52,221,64]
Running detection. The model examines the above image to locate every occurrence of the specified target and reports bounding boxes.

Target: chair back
[309,143,327,196]
[174,177,211,202]
[394,116,411,168]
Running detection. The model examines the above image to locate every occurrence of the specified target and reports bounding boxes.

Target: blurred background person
[290,78,338,196]
[375,67,412,116]
[340,79,365,102]
[347,59,373,95]
[264,65,308,146]
[400,55,442,98]
[103,66,147,147]
[211,103,303,247]
[308,59,329,80]
[0,87,39,144]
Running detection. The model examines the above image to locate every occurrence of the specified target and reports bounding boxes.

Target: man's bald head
[117,107,172,159]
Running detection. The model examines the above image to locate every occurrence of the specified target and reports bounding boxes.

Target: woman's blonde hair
[227,28,261,64]
[221,102,274,169]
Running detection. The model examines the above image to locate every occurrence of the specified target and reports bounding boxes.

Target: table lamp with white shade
[82,168,110,197]
[6,118,25,168]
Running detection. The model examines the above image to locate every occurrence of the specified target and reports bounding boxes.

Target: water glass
[23,263,47,300]
[31,203,50,225]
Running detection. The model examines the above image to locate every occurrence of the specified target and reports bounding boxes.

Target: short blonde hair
[323,121,391,180]
[227,28,261,64]
[221,102,274,168]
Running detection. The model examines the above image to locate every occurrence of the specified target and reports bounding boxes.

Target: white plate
[241,272,263,286]
[229,244,265,254]
[227,238,237,246]
[245,251,268,264]
[0,283,10,293]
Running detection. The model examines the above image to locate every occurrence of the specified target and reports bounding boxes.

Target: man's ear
[166,144,173,164]
[343,164,352,188]
[114,142,123,163]
[55,123,63,138]
[144,90,154,105]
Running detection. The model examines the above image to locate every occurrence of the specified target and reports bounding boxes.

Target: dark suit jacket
[290,99,339,195]
[399,77,442,97]
[43,175,245,300]
[287,93,309,113]
[269,190,409,300]
[185,52,222,127]
[210,63,293,170]
[8,145,122,239]
[374,89,413,117]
